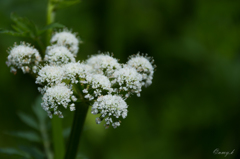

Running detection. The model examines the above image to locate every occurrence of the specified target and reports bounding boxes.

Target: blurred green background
[1,0,240,159]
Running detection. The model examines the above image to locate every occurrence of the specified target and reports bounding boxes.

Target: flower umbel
[127,53,155,87]
[45,45,76,65]
[41,83,76,118]
[63,62,92,84]
[112,65,143,98]
[5,29,156,129]
[86,53,121,77]
[91,94,128,129]
[36,65,65,86]
[83,74,112,100]
[50,29,80,56]
[6,42,42,74]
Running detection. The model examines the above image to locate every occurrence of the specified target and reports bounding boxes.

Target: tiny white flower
[63,62,92,83]
[6,42,42,74]
[86,53,121,77]
[112,65,143,97]
[41,83,76,118]
[82,89,88,93]
[127,53,155,87]
[51,29,80,56]
[45,45,75,65]
[36,65,65,86]
[91,94,128,128]
[83,74,112,99]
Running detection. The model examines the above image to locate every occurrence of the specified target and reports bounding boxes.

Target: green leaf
[38,23,65,35]
[54,0,81,10]
[10,12,39,39]
[19,146,45,159]
[6,131,42,143]
[18,112,39,130]
[0,28,27,37]
[0,13,44,40]
[0,148,31,158]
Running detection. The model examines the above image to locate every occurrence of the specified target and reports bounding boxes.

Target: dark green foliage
[0,148,31,159]
[0,13,64,46]
[0,96,48,159]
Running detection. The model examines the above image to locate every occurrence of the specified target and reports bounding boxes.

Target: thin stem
[40,120,53,159]
[46,1,65,159]
[36,37,45,55]
[46,0,55,46]
[65,102,89,159]
[52,116,65,159]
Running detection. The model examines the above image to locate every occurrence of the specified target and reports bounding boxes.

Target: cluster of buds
[6,29,156,128]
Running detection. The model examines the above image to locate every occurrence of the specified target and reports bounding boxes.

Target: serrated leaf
[19,146,45,159]
[0,148,31,158]
[38,23,65,35]
[0,28,27,37]
[18,112,39,130]
[6,131,41,143]
[10,12,39,39]
[54,0,81,10]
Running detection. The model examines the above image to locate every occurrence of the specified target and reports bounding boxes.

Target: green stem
[51,116,65,159]
[46,1,65,159]
[36,37,45,55]
[46,0,55,46]
[65,102,89,159]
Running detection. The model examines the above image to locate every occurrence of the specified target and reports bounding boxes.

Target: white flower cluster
[6,28,156,128]
[91,95,128,128]
[36,65,65,86]
[82,74,112,101]
[64,62,92,84]
[6,42,42,74]
[112,65,143,98]
[127,53,155,87]
[86,53,121,77]
[50,30,79,56]
[45,45,75,65]
[41,83,76,118]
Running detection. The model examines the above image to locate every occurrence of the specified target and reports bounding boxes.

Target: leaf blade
[0,148,31,158]
[0,28,27,37]
[6,131,42,143]
[38,23,65,35]
[18,112,39,130]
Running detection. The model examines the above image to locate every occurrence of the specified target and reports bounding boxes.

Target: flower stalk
[46,0,55,46]
[46,1,65,159]
[65,101,89,159]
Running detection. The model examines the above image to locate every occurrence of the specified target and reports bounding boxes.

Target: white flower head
[50,29,80,56]
[36,65,65,86]
[6,42,42,74]
[112,65,143,98]
[41,83,76,118]
[83,74,112,100]
[86,53,121,77]
[63,62,92,83]
[44,45,75,65]
[91,94,128,128]
[127,53,155,87]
